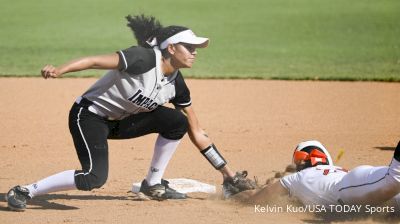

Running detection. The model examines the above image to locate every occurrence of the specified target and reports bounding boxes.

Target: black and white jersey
[78,46,191,120]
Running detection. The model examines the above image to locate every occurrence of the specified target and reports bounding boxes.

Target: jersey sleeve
[170,71,192,108]
[116,46,155,75]
[280,172,301,197]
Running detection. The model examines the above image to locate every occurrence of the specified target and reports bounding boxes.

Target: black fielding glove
[222,171,257,198]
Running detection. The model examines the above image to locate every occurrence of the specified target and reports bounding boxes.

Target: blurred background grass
[0,0,399,80]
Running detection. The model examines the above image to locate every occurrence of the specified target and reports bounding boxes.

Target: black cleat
[139,179,187,200]
[5,186,31,211]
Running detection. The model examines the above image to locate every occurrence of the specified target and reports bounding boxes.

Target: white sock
[145,135,181,186]
[24,170,77,198]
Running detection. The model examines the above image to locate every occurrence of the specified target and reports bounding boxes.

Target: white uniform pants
[337,159,400,205]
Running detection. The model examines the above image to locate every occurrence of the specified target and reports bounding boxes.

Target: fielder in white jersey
[229,140,400,209]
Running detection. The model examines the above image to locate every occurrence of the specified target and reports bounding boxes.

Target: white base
[132,178,216,194]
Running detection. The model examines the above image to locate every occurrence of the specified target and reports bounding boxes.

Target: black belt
[76,97,94,109]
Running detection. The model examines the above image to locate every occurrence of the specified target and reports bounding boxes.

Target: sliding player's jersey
[280,165,347,206]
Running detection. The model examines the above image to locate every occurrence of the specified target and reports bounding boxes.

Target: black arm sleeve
[116,46,156,75]
[170,72,192,108]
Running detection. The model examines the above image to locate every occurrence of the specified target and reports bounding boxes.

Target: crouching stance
[229,140,400,209]
[5,15,255,211]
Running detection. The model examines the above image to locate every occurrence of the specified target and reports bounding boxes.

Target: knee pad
[75,171,108,191]
[161,112,188,140]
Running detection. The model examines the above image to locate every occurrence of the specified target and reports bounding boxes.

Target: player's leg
[5,169,76,211]
[70,104,110,191]
[108,106,188,199]
[6,103,110,211]
[337,141,400,205]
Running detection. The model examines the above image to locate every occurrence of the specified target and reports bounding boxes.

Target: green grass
[0,0,399,81]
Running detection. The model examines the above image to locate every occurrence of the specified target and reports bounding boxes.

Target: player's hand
[41,65,61,79]
[222,171,258,198]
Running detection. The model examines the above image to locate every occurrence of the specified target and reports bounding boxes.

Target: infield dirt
[0,78,399,223]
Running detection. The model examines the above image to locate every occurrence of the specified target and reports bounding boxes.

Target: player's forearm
[188,127,212,151]
[183,106,233,177]
[42,53,119,79]
[58,55,119,74]
[57,57,96,75]
[184,105,212,150]
[187,125,235,178]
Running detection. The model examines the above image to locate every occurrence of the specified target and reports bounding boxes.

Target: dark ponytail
[126,14,163,48]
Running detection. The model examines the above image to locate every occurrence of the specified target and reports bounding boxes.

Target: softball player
[230,140,400,208]
[5,15,255,211]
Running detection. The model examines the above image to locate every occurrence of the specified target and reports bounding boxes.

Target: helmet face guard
[292,140,333,171]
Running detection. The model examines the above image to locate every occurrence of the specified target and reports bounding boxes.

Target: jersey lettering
[128,89,143,101]
[129,89,158,110]
[148,102,158,110]
[132,93,146,105]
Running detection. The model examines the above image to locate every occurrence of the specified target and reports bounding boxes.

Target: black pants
[68,102,188,191]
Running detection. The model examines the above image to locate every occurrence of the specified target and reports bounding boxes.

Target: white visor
[294,140,334,165]
[159,29,209,50]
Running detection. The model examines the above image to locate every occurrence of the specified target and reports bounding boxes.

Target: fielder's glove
[222,171,257,198]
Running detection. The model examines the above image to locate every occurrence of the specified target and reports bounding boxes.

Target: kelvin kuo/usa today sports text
[254,204,396,214]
